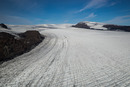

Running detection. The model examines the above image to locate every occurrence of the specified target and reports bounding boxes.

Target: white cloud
[105,15,130,25]
[79,0,108,12]
[86,13,97,19]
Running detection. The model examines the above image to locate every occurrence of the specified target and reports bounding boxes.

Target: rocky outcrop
[0,30,44,61]
[103,24,130,32]
[0,23,9,29]
[72,22,90,29]
[73,22,130,32]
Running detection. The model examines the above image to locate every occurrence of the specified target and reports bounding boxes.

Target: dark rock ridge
[72,22,130,32]
[72,22,90,29]
[103,24,130,32]
[0,30,44,62]
[0,23,9,29]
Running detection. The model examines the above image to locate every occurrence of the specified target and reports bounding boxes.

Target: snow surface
[0,24,130,87]
[0,27,20,39]
[8,24,73,32]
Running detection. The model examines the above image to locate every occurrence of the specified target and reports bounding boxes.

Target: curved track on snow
[0,28,130,87]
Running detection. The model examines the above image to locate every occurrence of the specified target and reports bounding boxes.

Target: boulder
[19,30,43,46]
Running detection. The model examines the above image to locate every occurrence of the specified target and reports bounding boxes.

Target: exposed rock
[72,22,90,29]
[0,30,44,61]
[103,24,130,32]
[0,23,9,29]
[19,30,43,46]
[73,22,130,31]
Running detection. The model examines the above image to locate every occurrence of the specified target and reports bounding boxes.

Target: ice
[0,24,130,87]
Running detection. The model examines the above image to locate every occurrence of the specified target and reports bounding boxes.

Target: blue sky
[0,0,130,25]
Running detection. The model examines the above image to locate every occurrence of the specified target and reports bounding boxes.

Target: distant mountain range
[72,21,130,32]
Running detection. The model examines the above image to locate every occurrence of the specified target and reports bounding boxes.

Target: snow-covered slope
[36,24,73,29]
[8,24,73,32]
[0,27,20,38]
[84,21,107,30]
[0,24,130,87]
